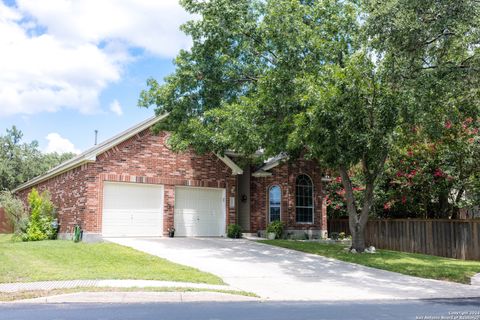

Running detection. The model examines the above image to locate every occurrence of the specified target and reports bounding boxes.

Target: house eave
[13,113,246,193]
[13,114,169,193]
[12,159,94,193]
[216,154,244,175]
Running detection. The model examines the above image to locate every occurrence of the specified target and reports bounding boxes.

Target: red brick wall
[16,163,95,234]
[250,160,327,233]
[0,208,13,234]
[91,130,236,235]
[16,129,237,236]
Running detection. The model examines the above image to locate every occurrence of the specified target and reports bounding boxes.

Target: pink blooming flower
[444,120,452,129]
[384,202,392,210]
[406,169,417,179]
[396,171,404,177]
[434,168,445,177]
[468,138,475,144]
[335,176,342,183]
[465,117,473,124]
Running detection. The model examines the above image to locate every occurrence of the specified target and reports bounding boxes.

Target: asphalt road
[1,299,480,320]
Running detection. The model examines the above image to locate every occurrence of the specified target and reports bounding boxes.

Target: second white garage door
[102,182,164,237]
[174,187,226,237]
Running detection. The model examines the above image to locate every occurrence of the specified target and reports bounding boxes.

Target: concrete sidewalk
[5,292,258,304]
[0,279,233,293]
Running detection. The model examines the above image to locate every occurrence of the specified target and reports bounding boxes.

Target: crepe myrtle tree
[139,0,480,251]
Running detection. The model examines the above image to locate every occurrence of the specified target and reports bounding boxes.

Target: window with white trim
[295,174,313,223]
[269,185,281,222]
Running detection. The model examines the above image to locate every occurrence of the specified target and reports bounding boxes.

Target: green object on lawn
[73,225,82,242]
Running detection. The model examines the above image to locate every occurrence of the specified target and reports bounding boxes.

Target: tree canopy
[0,126,75,191]
[140,0,480,250]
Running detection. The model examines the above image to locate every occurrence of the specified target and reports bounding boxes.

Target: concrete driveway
[108,238,480,301]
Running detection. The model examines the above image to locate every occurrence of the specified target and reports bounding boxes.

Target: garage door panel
[102,183,164,237]
[174,187,225,237]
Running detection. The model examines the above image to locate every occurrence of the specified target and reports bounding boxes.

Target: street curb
[0,280,232,293]
[2,291,260,304]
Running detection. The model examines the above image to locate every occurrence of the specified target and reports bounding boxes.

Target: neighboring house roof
[13,115,243,193]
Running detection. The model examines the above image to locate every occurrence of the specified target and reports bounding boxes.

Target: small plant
[266,220,284,239]
[22,188,58,241]
[227,224,242,238]
[338,232,346,240]
[330,232,339,240]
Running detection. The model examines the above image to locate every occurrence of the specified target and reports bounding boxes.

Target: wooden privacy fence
[0,208,13,234]
[328,219,480,261]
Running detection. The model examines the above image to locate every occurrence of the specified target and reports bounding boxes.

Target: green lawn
[260,240,480,284]
[0,234,222,284]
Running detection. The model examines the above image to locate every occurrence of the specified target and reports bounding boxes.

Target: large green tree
[140,0,480,251]
[0,126,75,191]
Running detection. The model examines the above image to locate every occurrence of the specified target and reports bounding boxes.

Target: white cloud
[16,0,192,57]
[0,0,191,117]
[109,99,123,116]
[45,133,81,154]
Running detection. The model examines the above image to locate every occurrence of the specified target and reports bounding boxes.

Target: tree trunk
[339,165,370,252]
[351,225,366,251]
[338,155,386,252]
[438,191,449,218]
[450,188,465,219]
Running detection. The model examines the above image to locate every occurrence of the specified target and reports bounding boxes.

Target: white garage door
[174,187,226,237]
[102,182,164,237]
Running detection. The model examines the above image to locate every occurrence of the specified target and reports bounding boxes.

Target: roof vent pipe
[94,130,98,146]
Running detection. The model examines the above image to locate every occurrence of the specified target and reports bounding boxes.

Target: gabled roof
[13,115,243,193]
[252,153,288,177]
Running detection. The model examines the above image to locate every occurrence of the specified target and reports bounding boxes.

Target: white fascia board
[13,113,247,192]
[261,160,281,171]
[216,154,244,175]
[13,115,168,193]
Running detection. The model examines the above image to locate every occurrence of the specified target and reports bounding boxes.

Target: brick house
[13,116,327,241]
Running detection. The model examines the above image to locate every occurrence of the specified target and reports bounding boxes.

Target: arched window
[296,174,313,223]
[269,185,281,222]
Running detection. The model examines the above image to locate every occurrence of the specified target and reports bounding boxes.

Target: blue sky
[0,0,189,153]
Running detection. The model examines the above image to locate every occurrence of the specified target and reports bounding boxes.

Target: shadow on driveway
[107,237,480,301]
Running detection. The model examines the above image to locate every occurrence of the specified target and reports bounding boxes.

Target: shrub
[0,191,27,234]
[23,188,58,241]
[266,220,284,239]
[330,232,339,240]
[338,232,346,240]
[227,224,242,238]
